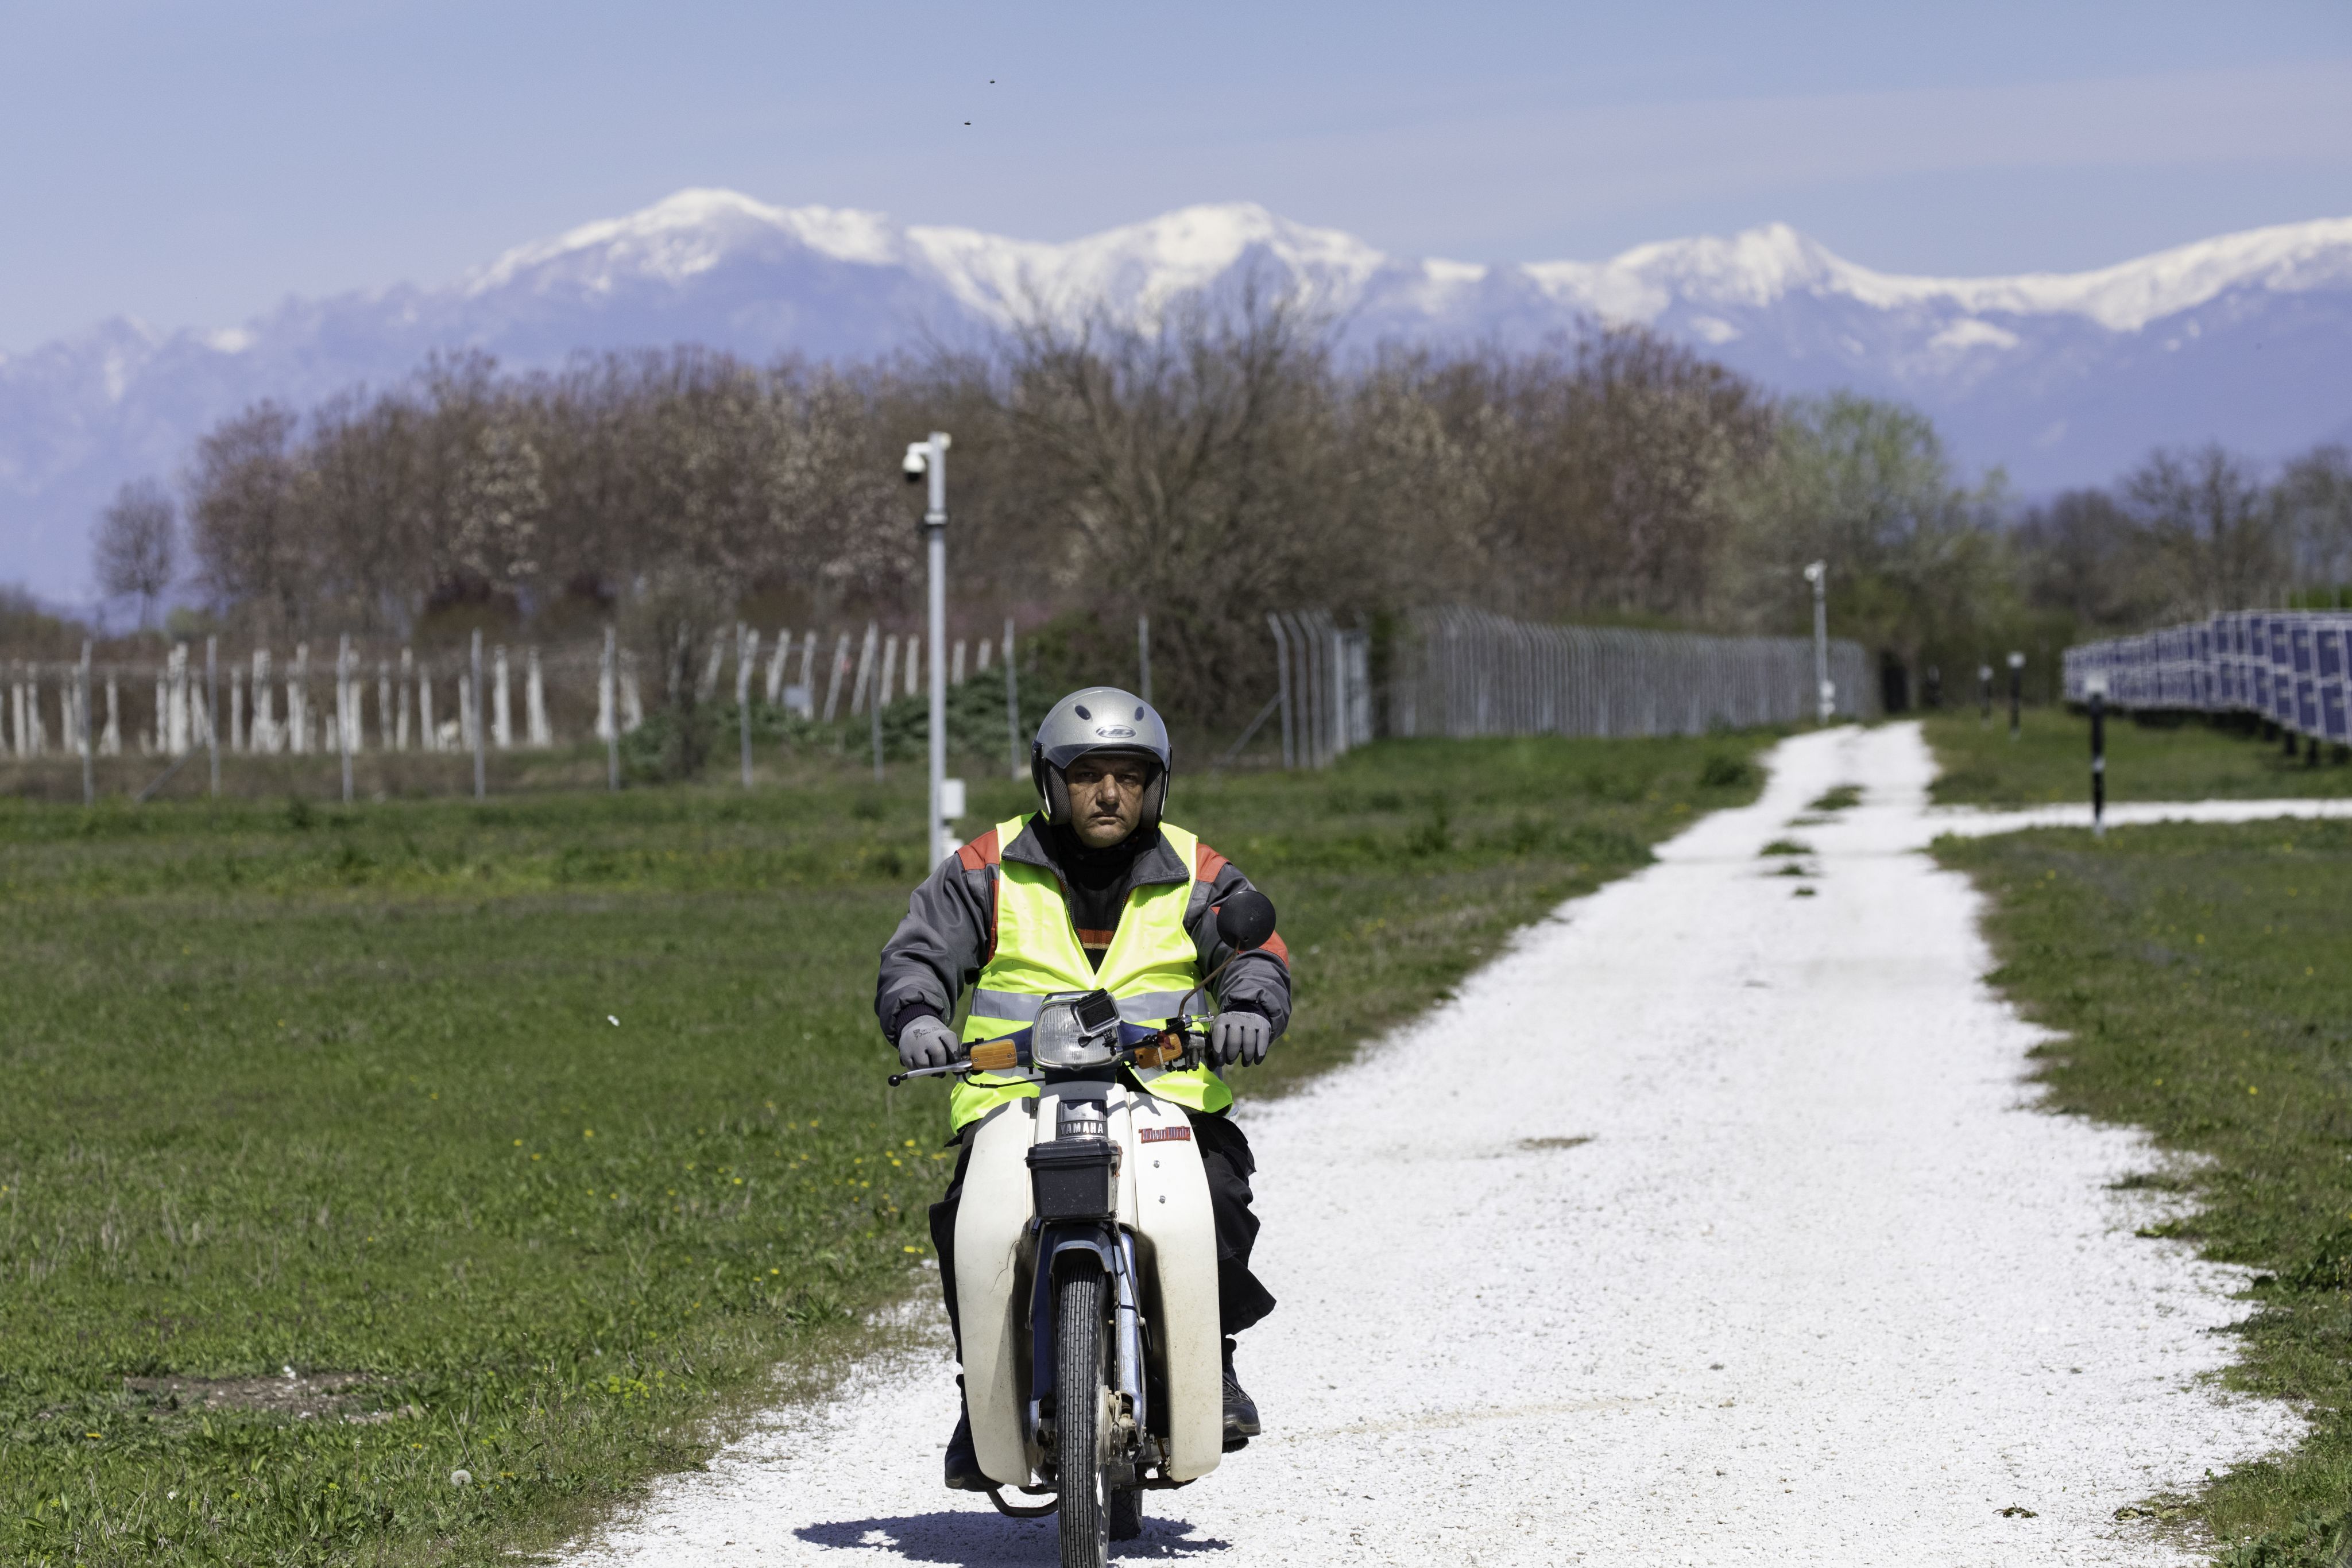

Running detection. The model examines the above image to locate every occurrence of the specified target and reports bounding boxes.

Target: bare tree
[2122,444,2286,615]
[2275,444,2352,595]
[94,478,178,628]
[2014,488,2164,630]
[188,402,312,635]
[994,285,1358,720]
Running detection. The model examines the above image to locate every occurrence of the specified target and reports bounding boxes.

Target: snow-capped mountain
[7,189,2351,601]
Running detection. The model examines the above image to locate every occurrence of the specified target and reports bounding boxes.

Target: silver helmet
[1031,686,1171,835]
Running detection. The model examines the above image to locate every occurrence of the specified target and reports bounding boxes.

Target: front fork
[1026,1224,1156,1480]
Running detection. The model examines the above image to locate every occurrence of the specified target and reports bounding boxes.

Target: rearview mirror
[1215,891,1276,953]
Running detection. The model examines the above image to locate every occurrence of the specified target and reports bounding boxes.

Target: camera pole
[905,433,958,863]
[1802,561,1832,723]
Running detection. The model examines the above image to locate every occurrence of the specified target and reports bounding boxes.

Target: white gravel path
[566,722,2303,1567]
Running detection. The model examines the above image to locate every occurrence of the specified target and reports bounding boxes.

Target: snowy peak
[6,189,2352,601]
[1597,214,2352,334]
[454,186,2352,338]
[466,188,907,297]
[466,190,1400,325]
[911,200,1394,323]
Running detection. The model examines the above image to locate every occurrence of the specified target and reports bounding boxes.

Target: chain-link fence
[1243,607,1873,767]
[1387,607,1872,744]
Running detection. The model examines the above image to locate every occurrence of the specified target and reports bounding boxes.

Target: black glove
[897,1016,959,1071]
[1209,1011,1271,1068]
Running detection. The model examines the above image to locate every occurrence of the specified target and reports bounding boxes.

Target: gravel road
[568,722,2300,1566]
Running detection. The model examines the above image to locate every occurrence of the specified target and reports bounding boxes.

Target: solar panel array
[2064,611,2352,742]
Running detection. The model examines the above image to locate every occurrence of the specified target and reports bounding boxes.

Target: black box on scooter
[1027,1139,1120,1221]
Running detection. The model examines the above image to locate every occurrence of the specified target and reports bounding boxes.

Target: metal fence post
[1267,614,1294,769]
[470,629,486,800]
[1005,617,1023,781]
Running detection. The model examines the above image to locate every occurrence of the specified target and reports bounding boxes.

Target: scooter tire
[1056,1271,1109,1568]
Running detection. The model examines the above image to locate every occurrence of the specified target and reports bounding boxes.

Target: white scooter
[889,892,1278,1567]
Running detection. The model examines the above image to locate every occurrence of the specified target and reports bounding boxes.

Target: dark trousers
[930,1106,1276,1361]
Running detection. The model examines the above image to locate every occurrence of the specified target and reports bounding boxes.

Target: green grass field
[1940,818,2352,1565]
[0,734,1768,1566]
[1925,708,2352,808]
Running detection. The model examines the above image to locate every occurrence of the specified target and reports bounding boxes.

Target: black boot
[1221,1337,1260,1450]
[945,1377,988,1491]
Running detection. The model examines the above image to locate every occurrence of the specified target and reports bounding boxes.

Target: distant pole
[737,622,755,789]
[1802,561,1832,723]
[2007,650,2025,741]
[1138,613,1152,707]
[337,634,353,803]
[206,636,220,797]
[869,646,886,784]
[1267,614,1294,769]
[1978,662,1993,728]
[2087,677,2108,837]
[1004,615,1023,781]
[471,628,486,799]
[603,624,620,792]
[79,641,93,806]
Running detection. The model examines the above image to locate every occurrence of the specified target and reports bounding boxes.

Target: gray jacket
[874,815,1292,1047]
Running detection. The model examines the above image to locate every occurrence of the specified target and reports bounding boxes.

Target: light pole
[1977,662,1993,727]
[904,432,962,864]
[2006,650,2025,740]
[1802,560,1833,723]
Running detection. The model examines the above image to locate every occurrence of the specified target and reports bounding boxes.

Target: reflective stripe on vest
[949,814,1230,1130]
[966,988,1197,1025]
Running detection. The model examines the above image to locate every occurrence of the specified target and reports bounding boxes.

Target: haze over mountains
[6,188,2350,602]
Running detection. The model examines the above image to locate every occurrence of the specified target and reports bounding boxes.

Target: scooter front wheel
[1055,1270,1109,1568]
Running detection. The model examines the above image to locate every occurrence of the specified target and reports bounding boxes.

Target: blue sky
[1,0,2348,354]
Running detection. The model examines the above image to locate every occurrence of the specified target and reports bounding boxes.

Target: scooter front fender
[1115,1088,1221,1481]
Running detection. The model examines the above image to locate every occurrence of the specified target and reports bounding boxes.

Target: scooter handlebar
[885,1017,1208,1087]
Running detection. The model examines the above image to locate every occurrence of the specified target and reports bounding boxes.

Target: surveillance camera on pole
[1802,560,1833,723]
[904,433,964,864]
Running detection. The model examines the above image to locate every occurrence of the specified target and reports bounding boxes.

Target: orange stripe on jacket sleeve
[1260,931,1291,965]
[957,827,1001,872]
[1193,841,1230,884]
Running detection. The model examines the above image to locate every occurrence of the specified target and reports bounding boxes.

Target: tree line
[88,288,2352,734]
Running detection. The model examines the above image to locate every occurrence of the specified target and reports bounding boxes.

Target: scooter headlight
[1031,991,1120,1069]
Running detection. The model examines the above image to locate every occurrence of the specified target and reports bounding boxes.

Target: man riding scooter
[875,687,1290,1490]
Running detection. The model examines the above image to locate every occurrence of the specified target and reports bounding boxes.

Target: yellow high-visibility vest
[950,814,1230,1131]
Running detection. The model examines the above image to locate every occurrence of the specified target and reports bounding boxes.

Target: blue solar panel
[2067,610,2352,744]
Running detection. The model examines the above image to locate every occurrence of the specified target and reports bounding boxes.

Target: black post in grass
[2007,651,2025,741]
[2087,677,2107,838]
